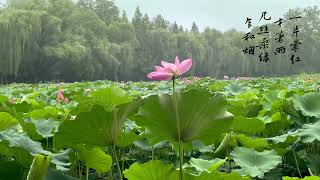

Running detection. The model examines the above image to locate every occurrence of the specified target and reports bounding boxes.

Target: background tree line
[0,0,319,83]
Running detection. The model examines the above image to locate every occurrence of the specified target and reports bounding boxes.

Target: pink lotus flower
[224,75,229,80]
[64,97,69,104]
[56,90,65,102]
[147,56,192,81]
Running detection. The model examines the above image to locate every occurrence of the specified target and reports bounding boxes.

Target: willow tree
[0,9,42,82]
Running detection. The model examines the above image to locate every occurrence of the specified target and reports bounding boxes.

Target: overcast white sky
[1,0,319,32]
[115,0,320,32]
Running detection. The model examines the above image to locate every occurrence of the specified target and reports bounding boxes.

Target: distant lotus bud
[84,89,91,96]
[8,98,16,105]
[64,97,69,104]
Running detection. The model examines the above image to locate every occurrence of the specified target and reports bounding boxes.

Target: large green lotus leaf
[235,134,268,151]
[214,133,235,155]
[267,131,299,145]
[51,149,71,172]
[192,140,215,153]
[297,121,320,143]
[137,90,233,144]
[54,102,139,149]
[10,147,34,168]
[189,157,225,172]
[0,129,49,155]
[0,95,8,103]
[33,119,60,138]
[262,112,292,137]
[21,119,44,141]
[12,101,32,113]
[26,154,52,180]
[115,131,141,148]
[44,168,78,180]
[76,145,112,173]
[0,144,34,168]
[71,96,92,113]
[225,83,246,95]
[90,86,133,110]
[208,81,228,92]
[0,112,20,131]
[0,146,34,179]
[0,142,10,157]
[133,139,170,152]
[267,131,300,155]
[236,91,258,102]
[23,118,60,139]
[185,170,251,180]
[245,102,262,118]
[306,153,320,177]
[282,176,320,180]
[28,106,59,120]
[231,147,282,178]
[0,160,26,180]
[293,93,320,118]
[263,168,283,180]
[123,160,179,180]
[232,116,265,135]
[283,99,300,118]
[227,99,245,117]
[263,90,279,111]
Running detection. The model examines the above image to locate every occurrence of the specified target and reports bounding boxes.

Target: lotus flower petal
[155,66,165,72]
[56,90,65,102]
[147,71,173,81]
[161,61,178,74]
[174,56,180,65]
[177,59,192,75]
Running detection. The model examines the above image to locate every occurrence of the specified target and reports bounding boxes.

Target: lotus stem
[86,166,89,180]
[79,161,82,180]
[112,145,123,180]
[293,149,302,178]
[308,168,313,176]
[172,76,184,180]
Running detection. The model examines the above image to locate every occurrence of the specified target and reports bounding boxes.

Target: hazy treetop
[115,0,320,32]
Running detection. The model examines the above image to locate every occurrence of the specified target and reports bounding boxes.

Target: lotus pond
[0,75,320,180]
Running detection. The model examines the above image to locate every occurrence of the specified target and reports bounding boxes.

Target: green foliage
[29,118,60,138]
[76,144,112,173]
[294,93,320,118]
[231,147,282,178]
[137,89,233,144]
[90,86,133,110]
[235,134,269,151]
[297,121,320,143]
[1,70,320,179]
[0,112,20,131]
[54,104,138,148]
[233,116,265,135]
[123,160,250,180]
[188,157,225,172]
[123,160,179,180]
[185,170,251,180]
[26,154,52,180]
[0,0,320,82]
[282,176,320,180]
[0,129,49,155]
